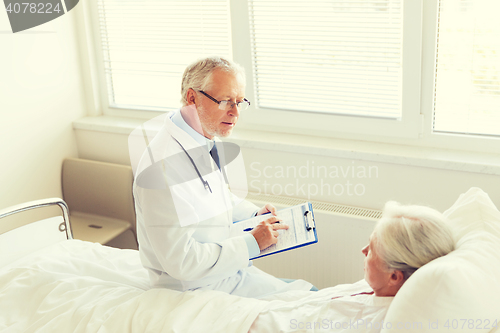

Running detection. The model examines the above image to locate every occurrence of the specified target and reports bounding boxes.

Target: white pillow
[382,188,500,333]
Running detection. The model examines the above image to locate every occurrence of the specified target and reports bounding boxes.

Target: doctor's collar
[171,108,215,149]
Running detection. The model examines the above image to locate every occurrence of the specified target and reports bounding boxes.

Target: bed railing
[0,197,73,240]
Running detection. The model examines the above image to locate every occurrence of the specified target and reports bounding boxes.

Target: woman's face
[361,232,394,296]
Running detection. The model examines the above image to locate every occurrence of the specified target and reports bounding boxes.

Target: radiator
[246,192,381,289]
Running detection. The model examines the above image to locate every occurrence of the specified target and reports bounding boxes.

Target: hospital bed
[1,188,499,332]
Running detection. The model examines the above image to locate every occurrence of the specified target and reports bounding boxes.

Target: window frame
[81,0,500,155]
[232,0,423,140]
[417,0,500,154]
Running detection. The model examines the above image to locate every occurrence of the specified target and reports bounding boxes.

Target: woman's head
[362,201,455,296]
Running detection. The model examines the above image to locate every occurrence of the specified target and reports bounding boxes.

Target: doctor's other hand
[250,217,289,251]
[256,203,278,217]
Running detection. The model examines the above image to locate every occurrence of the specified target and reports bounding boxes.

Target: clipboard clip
[304,210,315,231]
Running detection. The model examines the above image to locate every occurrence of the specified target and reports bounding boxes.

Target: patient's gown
[250,279,393,333]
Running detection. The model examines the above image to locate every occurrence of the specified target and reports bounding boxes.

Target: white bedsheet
[0,240,267,333]
[250,280,393,333]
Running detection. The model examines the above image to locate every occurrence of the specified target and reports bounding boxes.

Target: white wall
[74,127,500,214]
[0,7,87,226]
[239,146,500,213]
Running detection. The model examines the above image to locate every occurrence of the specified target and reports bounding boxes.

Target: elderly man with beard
[133,57,313,297]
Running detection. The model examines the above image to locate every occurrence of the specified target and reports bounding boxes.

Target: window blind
[96,0,232,112]
[434,0,500,137]
[248,0,403,118]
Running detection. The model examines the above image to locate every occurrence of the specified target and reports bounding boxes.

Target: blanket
[0,240,267,333]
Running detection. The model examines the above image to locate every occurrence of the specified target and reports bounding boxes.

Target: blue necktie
[210,145,220,170]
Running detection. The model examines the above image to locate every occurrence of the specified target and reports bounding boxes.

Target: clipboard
[233,202,318,259]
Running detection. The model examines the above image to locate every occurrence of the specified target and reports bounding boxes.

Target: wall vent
[245,192,382,221]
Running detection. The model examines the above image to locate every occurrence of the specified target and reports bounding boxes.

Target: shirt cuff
[242,233,260,259]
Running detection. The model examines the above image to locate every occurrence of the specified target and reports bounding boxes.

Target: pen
[243,221,280,232]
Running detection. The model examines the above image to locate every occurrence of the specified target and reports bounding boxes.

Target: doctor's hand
[256,203,278,217]
[250,217,289,251]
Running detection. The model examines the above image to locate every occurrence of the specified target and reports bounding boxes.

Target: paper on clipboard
[232,202,318,259]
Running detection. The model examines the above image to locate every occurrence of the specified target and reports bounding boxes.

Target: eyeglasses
[197,90,251,111]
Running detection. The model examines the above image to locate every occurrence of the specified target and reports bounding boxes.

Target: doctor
[133,57,313,297]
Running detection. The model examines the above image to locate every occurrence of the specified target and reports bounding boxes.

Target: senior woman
[249,201,456,333]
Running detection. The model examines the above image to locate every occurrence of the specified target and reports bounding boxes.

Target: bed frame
[0,197,73,240]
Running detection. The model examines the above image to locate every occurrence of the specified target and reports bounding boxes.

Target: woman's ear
[389,270,405,287]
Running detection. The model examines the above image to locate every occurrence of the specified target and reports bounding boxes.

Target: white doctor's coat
[133,111,312,297]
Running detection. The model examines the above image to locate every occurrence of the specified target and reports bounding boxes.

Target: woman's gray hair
[180,56,245,106]
[374,201,455,281]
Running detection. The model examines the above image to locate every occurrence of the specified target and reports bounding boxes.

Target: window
[96,0,232,112]
[87,0,499,152]
[433,0,500,137]
[249,0,403,119]
[239,0,421,139]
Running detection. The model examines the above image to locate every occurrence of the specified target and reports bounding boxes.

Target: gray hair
[374,201,455,280]
[180,56,246,106]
